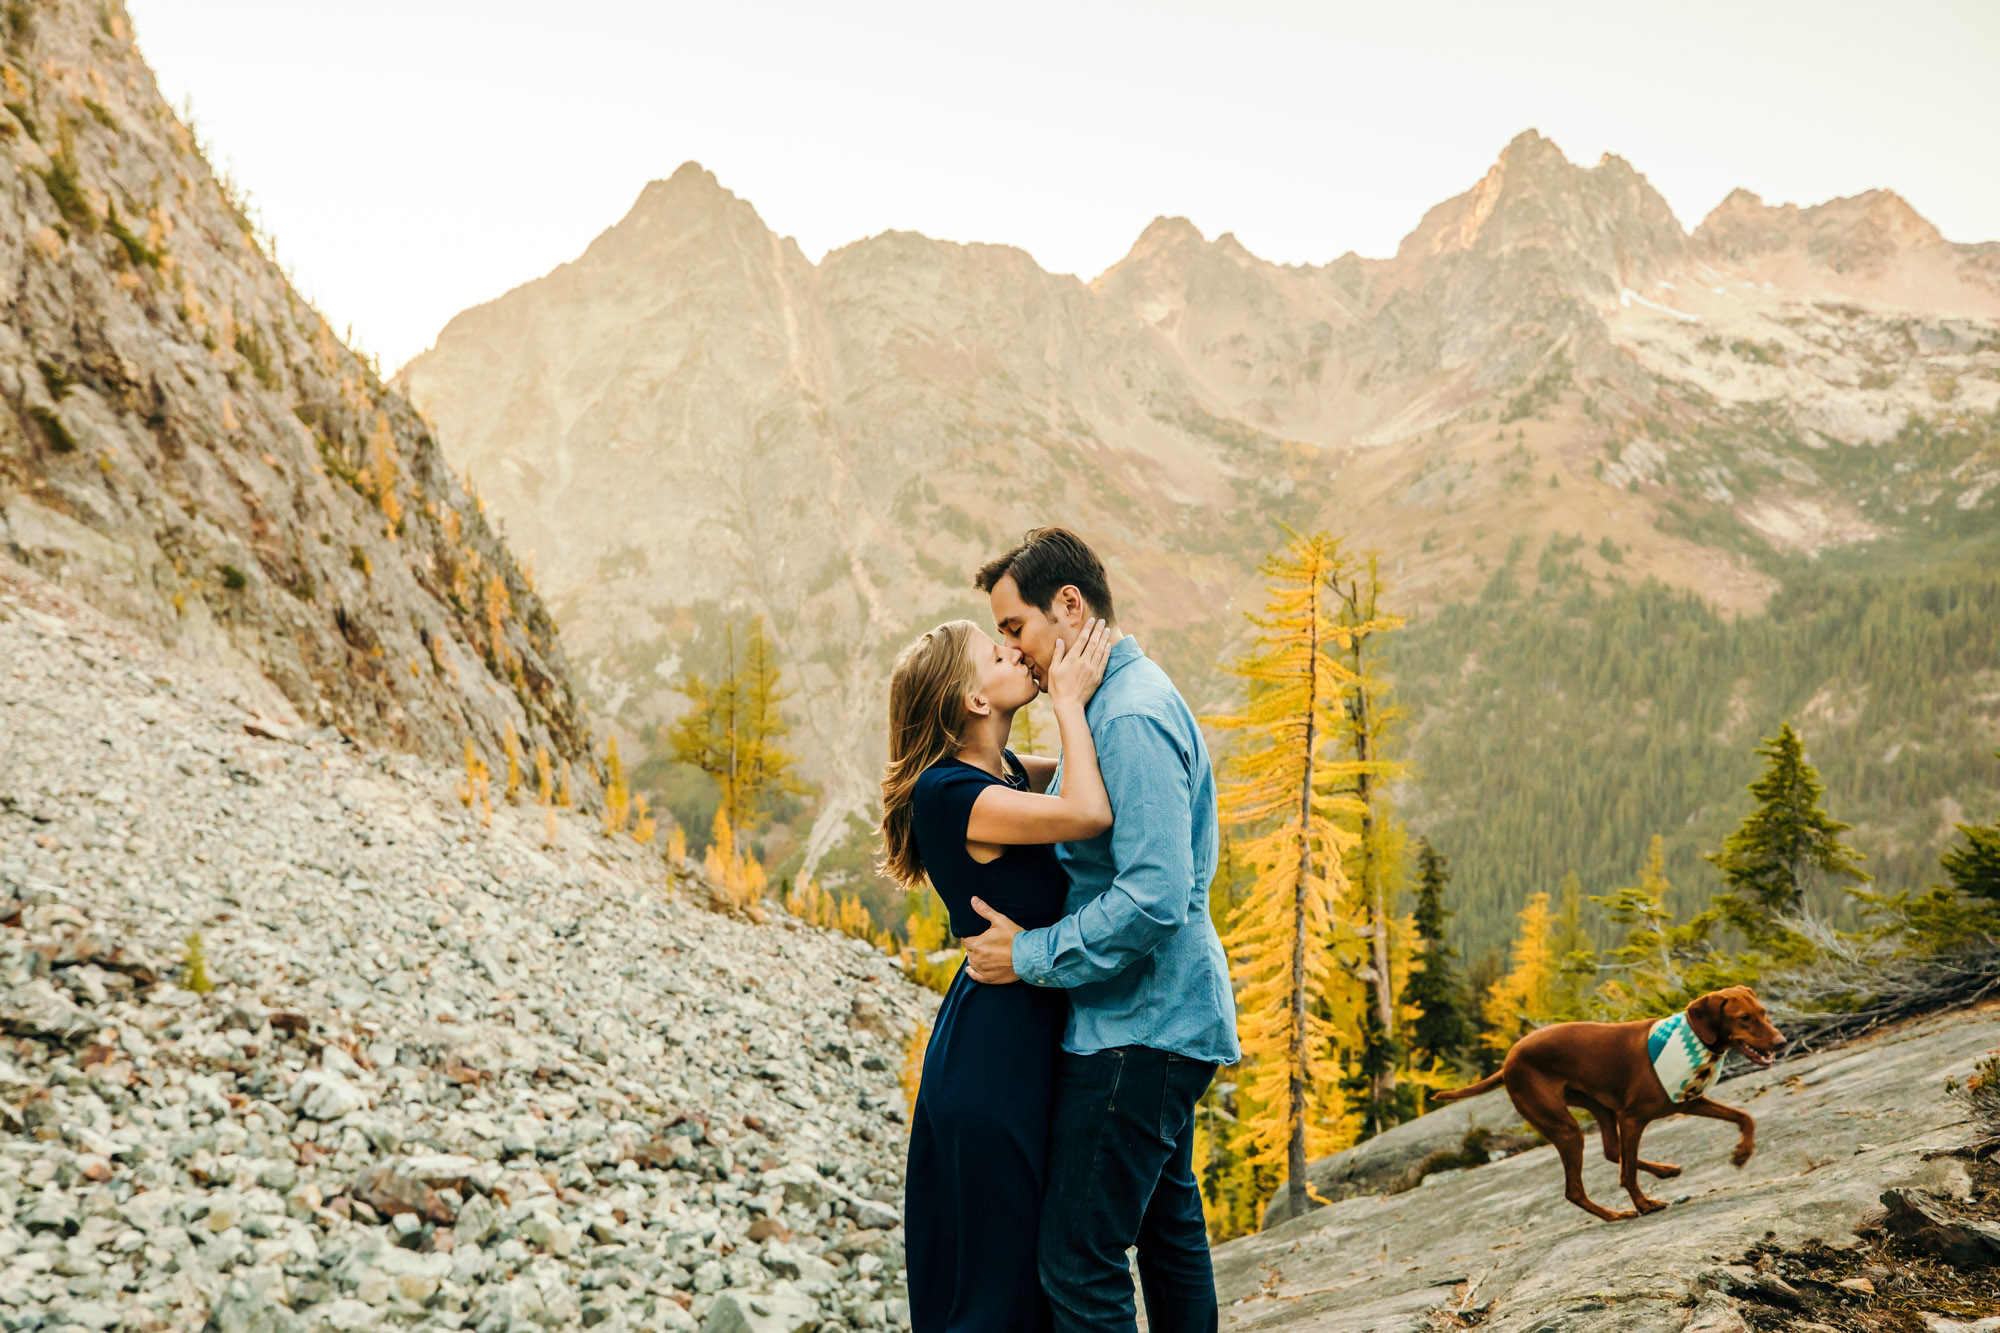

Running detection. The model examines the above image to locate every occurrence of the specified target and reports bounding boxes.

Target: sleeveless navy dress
[905,753,1069,1333]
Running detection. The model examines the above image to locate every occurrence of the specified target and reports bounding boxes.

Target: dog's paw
[1647,1163,1682,1179]
[1634,1197,1667,1215]
[1731,1143,1755,1167]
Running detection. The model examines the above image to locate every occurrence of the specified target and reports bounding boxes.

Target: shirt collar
[1101,634,1144,682]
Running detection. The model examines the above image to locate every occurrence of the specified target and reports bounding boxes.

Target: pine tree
[1325,550,1408,1115]
[1942,767,2000,906]
[1706,722,1870,946]
[1208,530,1364,1224]
[1481,891,1556,1054]
[1402,838,1473,1066]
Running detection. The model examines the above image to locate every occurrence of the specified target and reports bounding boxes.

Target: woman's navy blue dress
[905,753,1069,1333]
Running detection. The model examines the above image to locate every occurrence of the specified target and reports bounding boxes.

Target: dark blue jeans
[1037,1046,1219,1333]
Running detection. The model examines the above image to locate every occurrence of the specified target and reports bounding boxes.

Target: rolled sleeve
[1012,714,1192,989]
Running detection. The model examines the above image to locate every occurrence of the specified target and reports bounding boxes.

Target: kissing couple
[877,527,1240,1333]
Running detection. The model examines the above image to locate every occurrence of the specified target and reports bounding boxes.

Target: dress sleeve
[914,765,995,849]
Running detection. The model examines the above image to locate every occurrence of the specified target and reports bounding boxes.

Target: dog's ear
[1686,991,1726,1048]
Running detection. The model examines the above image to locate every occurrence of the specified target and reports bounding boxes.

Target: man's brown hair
[973,526,1116,622]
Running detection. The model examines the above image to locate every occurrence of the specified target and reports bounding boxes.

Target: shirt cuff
[1013,926,1054,986]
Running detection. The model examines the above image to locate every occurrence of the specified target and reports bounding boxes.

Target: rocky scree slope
[0,560,932,1333]
[0,1,589,775]
[399,132,2000,876]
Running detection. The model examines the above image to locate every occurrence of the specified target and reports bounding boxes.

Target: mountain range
[398,129,1999,949]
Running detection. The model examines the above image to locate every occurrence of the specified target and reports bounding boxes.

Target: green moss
[81,98,115,131]
[220,564,248,590]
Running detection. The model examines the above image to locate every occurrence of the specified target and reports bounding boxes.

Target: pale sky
[126,0,2000,374]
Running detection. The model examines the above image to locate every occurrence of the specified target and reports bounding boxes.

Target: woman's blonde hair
[878,620,980,887]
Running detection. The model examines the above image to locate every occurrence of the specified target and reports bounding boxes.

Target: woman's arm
[1015,755,1058,793]
[966,621,1113,845]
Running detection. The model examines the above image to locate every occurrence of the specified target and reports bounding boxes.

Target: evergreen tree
[1402,838,1474,1065]
[1208,530,1364,1225]
[1942,769,2000,906]
[1706,722,1870,946]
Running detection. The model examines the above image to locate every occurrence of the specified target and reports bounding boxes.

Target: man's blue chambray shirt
[1011,636,1242,1066]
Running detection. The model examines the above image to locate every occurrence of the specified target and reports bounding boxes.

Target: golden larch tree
[1207,529,1365,1224]
[1482,890,1557,1054]
[1323,549,1408,1113]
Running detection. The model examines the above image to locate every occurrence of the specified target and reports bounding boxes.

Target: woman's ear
[965,689,991,719]
[1686,992,1725,1048]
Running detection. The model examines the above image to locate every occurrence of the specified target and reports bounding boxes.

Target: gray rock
[702,1290,823,1333]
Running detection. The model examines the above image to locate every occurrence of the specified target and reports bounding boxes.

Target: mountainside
[0,2,589,776]
[402,131,2000,946]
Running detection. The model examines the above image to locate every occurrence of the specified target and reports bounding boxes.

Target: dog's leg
[1566,1090,1620,1164]
[1678,1097,1757,1167]
[1616,1117,1668,1214]
[1511,1074,1632,1222]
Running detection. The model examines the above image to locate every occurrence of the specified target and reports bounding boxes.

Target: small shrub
[1598,535,1624,564]
[234,327,278,389]
[29,405,74,452]
[2,100,37,143]
[349,545,371,576]
[4,4,32,41]
[36,359,74,400]
[181,933,213,993]
[36,149,95,234]
[81,98,115,131]
[1948,1051,2000,1152]
[220,564,247,590]
[106,204,159,269]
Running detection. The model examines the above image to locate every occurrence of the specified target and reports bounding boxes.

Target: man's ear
[1686,991,1725,1048]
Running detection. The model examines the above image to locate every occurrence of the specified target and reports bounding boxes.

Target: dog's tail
[1431,1071,1504,1103]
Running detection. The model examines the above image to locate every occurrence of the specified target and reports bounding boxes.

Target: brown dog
[1434,986,1786,1220]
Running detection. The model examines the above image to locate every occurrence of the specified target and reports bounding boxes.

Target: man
[963,526,1239,1333]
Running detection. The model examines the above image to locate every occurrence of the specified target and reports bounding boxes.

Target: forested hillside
[1393,408,2000,956]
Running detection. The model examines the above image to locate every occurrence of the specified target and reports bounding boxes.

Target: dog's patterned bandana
[1647,1010,1721,1104]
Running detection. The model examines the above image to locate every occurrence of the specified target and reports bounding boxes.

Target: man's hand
[963,897,1022,985]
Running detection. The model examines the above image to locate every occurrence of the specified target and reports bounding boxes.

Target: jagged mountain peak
[1694,185,1948,272]
[1396,129,1686,283]
[576,161,785,271]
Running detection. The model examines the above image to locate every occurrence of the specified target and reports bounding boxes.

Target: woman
[879,617,1113,1333]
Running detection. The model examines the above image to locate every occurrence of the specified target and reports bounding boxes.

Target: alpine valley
[400,134,2000,952]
